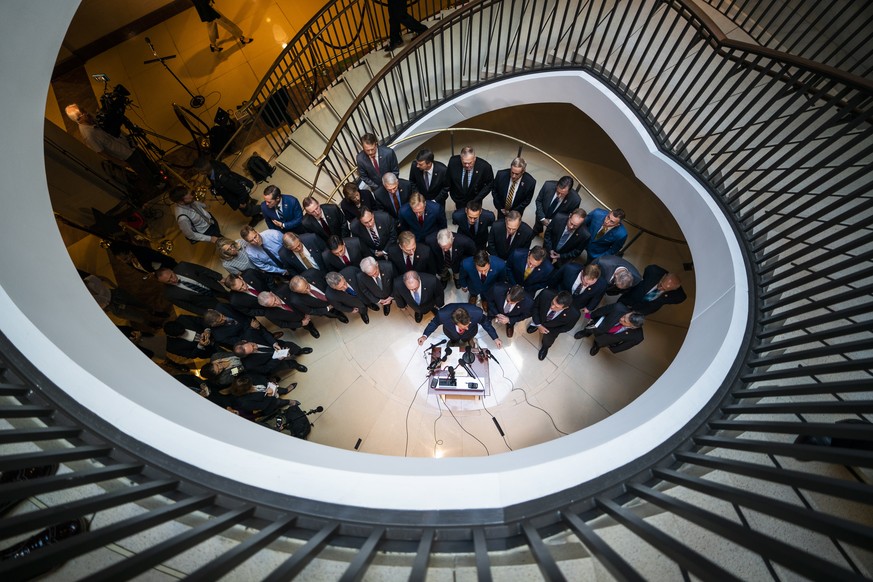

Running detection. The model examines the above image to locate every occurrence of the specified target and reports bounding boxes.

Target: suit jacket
[356,145,399,191]
[491,169,537,219]
[458,256,506,296]
[531,289,581,335]
[485,282,534,325]
[373,178,414,221]
[505,249,554,292]
[386,242,436,274]
[593,255,642,290]
[409,160,450,205]
[487,220,534,260]
[446,155,494,208]
[398,200,447,241]
[209,304,254,348]
[165,315,215,359]
[590,302,644,353]
[325,267,369,313]
[544,215,590,262]
[163,262,228,315]
[278,232,328,275]
[357,260,396,304]
[425,231,476,274]
[339,189,377,223]
[584,208,629,259]
[321,236,372,272]
[261,194,304,233]
[349,210,397,254]
[451,208,495,249]
[277,269,334,317]
[534,181,582,224]
[555,263,607,313]
[393,272,444,313]
[618,264,687,315]
[423,303,498,341]
[301,203,349,242]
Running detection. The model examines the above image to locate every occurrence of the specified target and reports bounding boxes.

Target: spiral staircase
[1,0,872,579]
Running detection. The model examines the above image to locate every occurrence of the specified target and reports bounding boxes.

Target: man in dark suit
[452,200,495,250]
[373,172,413,224]
[279,270,350,324]
[261,185,304,233]
[576,302,645,356]
[325,268,375,324]
[534,176,581,236]
[506,246,554,293]
[350,207,397,259]
[156,262,229,316]
[544,209,590,266]
[618,265,687,315]
[555,262,607,317]
[356,132,399,191]
[491,157,537,220]
[447,146,494,209]
[358,257,396,316]
[458,250,506,308]
[584,208,628,261]
[593,254,642,295]
[426,228,476,288]
[387,230,436,275]
[408,148,450,206]
[163,316,215,360]
[487,210,534,260]
[279,232,328,275]
[418,304,502,348]
[526,289,581,360]
[340,182,377,224]
[485,283,533,338]
[222,270,270,317]
[394,270,444,323]
[322,235,371,271]
[301,196,348,242]
[232,337,310,375]
[399,192,446,241]
[203,304,261,349]
[256,290,320,338]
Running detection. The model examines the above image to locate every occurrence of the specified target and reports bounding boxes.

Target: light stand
[143,37,205,108]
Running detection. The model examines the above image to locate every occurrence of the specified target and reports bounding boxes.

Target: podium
[428,347,490,400]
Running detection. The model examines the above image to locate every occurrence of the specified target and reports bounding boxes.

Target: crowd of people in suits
[92,133,688,423]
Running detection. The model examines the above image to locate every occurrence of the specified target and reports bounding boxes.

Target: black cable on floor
[492,358,570,436]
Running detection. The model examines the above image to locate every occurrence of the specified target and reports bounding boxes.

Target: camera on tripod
[92,73,132,138]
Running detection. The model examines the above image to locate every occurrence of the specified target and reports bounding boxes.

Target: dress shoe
[538,347,549,361]
[298,347,313,355]
[589,344,601,356]
[574,327,594,340]
[336,313,350,324]
[506,323,514,338]
[361,312,370,324]
[277,383,297,395]
[382,39,403,51]
[383,304,391,316]
[526,325,537,334]
[209,44,223,53]
[480,300,489,314]
[305,323,320,338]
[272,331,284,339]
[292,362,308,373]
[414,311,423,323]
[239,36,254,45]
[368,303,380,311]
[468,294,478,305]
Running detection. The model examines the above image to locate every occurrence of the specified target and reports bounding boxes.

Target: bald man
[618,265,687,315]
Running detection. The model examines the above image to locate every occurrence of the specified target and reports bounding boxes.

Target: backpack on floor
[281,405,312,440]
[246,152,275,183]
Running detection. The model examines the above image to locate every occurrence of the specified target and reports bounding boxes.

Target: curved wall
[0,2,746,511]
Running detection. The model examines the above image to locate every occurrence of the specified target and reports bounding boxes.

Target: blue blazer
[505,248,554,292]
[458,256,506,296]
[423,303,498,341]
[584,208,628,259]
[555,262,607,313]
[398,200,447,241]
[485,282,534,325]
[261,194,303,233]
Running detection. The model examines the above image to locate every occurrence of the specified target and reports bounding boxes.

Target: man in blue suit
[418,303,502,349]
[399,192,446,241]
[485,283,533,338]
[584,208,628,260]
[505,246,554,293]
[261,185,303,233]
[459,250,506,309]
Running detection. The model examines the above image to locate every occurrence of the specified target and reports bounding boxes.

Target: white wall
[0,2,746,511]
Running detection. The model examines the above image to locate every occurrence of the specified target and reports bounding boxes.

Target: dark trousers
[387,0,426,42]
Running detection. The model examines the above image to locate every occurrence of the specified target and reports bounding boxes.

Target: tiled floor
[60,0,694,459]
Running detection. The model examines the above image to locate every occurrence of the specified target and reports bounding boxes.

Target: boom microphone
[427,347,453,370]
[484,348,500,366]
[426,339,447,351]
[145,37,155,51]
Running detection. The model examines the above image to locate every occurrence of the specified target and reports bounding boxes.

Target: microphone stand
[143,37,206,108]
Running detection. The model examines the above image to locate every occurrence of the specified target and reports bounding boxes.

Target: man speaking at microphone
[418,304,503,350]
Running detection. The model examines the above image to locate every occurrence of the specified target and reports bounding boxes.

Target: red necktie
[608,323,623,334]
[280,302,294,312]
[310,289,327,301]
[320,217,331,236]
[371,156,380,174]
[418,213,424,226]
[480,273,487,284]
[341,253,350,265]
[390,191,400,213]
[405,254,413,270]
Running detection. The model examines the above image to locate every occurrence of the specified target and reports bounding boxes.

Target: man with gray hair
[425,228,476,289]
[592,254,642,295]
[491,157,537,219]
[373,166,413,224]
[576,303,645,356]
[393,270,444,323]
[325,269,371,324]
[358,256,396,316]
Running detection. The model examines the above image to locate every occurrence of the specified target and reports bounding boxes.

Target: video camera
[92,74,132,138]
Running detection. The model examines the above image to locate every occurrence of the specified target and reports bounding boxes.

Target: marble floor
[56,0,695,459]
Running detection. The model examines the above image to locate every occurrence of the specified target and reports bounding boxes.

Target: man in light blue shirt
[241,226,288,276]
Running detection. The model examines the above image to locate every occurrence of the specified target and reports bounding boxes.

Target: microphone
[457,357,476,378]
[426,339,447,351]
[145,37,156,52]
[427,347,452,371]
[462,345,475,365]
[484,348,500,366]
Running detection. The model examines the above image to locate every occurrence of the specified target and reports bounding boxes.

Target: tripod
[143,37,206,108]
